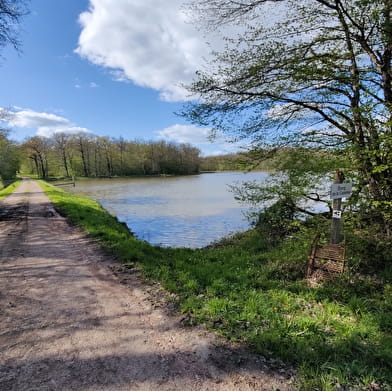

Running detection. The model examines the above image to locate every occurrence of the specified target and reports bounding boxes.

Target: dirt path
[0,180,295,391]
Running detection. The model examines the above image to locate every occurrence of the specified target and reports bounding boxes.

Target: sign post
[330,171,351,244]
[307,172,351,280]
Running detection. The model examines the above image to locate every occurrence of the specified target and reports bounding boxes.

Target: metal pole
[330,170,344,244]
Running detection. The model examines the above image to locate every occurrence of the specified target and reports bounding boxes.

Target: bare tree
[0,0,29,54]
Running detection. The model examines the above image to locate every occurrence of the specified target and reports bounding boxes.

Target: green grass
[0,180,21,199]
[40,181,392,391]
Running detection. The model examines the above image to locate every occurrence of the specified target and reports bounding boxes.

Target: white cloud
[36,126,91,138]
[75,1,289,102]
[155,124,213,144]
[155,123,246,156]
[205,149,231,157]
[265,103,302,120]
[7,109,69,128]
[75,0,214,101]
[89,82,99,88]
[1,108,91,138]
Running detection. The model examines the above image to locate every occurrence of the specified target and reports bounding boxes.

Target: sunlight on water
[70,172,268,248]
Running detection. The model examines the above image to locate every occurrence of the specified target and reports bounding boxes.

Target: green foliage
[42,182,392,390]
[183,0,392,234]
[231,148,350,235]
[200,153,245,171]
[21,135,201,178]
[200,151,274,172]
[254,197,299,245]
[0,130,20,180]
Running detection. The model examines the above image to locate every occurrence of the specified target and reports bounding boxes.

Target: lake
[69,172,269,248]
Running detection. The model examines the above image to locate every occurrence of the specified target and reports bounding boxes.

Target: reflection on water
[70,172,268,248]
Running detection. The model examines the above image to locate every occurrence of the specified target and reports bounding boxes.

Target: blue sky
[0,0,240,156]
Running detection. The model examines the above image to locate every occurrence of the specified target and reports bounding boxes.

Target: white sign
[332,210,342,219]
[330,183,352,200]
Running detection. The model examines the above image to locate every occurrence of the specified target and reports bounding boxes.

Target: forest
[1,129,266,183]
[0,132,202,181]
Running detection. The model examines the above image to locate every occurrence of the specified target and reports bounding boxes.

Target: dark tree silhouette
[0,0,29,53]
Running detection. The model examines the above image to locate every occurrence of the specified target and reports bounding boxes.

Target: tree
[74,134,92,177]
[23,136,50,178]
[0,129,19,179]
[184,0,392,234]
[115,137,127,176]
[0,1,28,179]
[0,0,29,55]
[18,134,202,178]
[53,133,72,177]
[99,137,115,177]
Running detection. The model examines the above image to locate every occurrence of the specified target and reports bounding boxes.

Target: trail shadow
[0,345,288,391]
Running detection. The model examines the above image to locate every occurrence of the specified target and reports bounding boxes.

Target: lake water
[70,172,269,248]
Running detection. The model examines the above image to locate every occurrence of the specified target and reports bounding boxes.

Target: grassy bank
[40,181,391,391]
[0,180,21,199]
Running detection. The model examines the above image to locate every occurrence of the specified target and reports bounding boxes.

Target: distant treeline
[1,130,281,181]
[200,151,276,172]
[20,134,201,178]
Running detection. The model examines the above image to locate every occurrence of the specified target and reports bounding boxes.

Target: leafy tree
[0,129,19,180]
[184,0,392,234]
[22,136,50,178]
[0,1,28,180]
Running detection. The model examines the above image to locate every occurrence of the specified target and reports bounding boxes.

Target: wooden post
[330,170,344,244]
[72,175,75,187]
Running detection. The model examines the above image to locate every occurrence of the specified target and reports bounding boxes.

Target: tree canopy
[183,0,392,234]
[0,129,19,180]
[20,134,201,178]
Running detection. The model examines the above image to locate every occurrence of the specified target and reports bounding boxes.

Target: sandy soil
[0,179,296,391]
